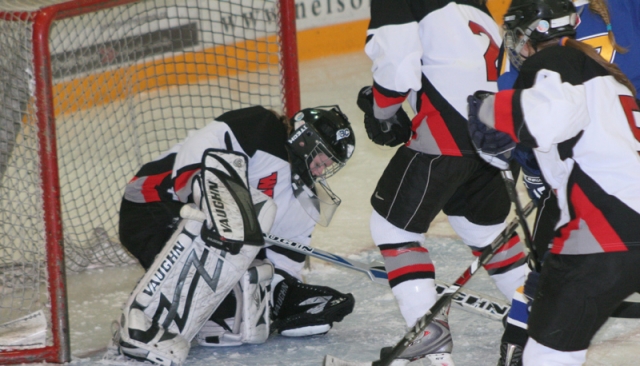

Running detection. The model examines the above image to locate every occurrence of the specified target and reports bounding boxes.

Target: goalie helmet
[286,106,355,226]
[503,0,577,69]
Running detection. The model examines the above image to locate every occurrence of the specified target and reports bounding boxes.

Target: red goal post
[0,0,299,363]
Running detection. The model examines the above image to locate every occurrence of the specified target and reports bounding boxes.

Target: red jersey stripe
[570,184,628,252]
[174,167,199,193]
[494,90,518,142]
[410,93,462,156]
[141,172,171,202]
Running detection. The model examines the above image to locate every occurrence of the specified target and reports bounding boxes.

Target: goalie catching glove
[467,91,515,170]
[357,86,412,147]
[271,269,355,337]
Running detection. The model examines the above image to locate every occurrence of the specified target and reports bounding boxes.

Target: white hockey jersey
[366,0,501,156]
[123,106,316,273]
[493,45,640,255]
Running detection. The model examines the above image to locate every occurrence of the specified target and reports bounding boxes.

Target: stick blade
[323,354,373,366]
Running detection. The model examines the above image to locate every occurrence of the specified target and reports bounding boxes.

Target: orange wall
[55,1,512,114]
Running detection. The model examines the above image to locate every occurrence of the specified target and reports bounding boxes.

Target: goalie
[116,105,356,365]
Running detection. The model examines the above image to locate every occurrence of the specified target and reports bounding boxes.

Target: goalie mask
[287,106,355,226]
[503,0,577,70]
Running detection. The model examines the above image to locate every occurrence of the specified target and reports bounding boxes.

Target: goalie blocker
[116,149,276,366]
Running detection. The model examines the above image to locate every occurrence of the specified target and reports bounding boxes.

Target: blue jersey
[574,1,640,92]
[498,0,640,92]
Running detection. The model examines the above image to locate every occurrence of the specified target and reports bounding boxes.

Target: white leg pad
[240,258,274,344]
[196,258,274,347]
[119,217,261,364]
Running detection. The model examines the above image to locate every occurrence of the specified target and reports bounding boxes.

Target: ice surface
[56,52,640,366]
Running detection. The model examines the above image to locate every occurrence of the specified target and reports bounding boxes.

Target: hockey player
[358,1,528,364]
[467,0,640,363]
[495,1,640,364]
[115,105,356,365]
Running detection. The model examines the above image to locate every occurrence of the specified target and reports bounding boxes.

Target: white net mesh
[0,0,292,352]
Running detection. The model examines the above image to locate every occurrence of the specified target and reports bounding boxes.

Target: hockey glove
[467,92,515,170]
[357,86,412,147]
[513,146,547,204]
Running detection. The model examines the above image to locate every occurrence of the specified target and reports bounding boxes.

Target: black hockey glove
[357,86,412,147]
[513,145,548,204]
[467,91,515,170]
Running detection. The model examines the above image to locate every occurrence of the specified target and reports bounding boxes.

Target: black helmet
[287,105,355,180]
[503,0,577,69]
[286,105,355,226]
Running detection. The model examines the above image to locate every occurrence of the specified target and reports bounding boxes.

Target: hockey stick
[323,201,535,366]
[501,169,539,271]
[179,203,509,320]
[264,234,510,321]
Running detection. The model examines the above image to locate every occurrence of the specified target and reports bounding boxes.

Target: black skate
[270,270,355,337]
[497,342,523,366]
[498,319,527,366]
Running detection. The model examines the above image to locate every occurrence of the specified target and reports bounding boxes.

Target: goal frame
[0,0,300,363]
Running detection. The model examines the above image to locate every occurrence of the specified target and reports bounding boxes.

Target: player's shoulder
[370,0,491,26]
[518,45,607,87]
[215,106,289,160]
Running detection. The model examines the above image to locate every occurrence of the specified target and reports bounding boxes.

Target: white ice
[59,52,640,366]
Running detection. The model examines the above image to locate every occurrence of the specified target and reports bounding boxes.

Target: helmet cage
[287,105,355,226]
[287,105,354,181]
[298,123,345,181]
[503,0,577,70]
[504,20,539,70]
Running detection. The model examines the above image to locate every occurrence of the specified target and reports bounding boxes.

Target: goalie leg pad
[118,219,198,366]
[196,258,274,346]
[119,216,261,365]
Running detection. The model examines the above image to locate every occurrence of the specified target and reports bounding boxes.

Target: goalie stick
[264,234,510,321]
[323,201,535,366]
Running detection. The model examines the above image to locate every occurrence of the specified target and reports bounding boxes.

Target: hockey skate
[381,310,454,366]
[497,342,523,366]
[271,269,355,337]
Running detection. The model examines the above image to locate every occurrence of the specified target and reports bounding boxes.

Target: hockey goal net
[0,0,299,363]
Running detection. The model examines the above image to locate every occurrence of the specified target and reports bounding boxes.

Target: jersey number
[619,95,640,143]
[469,21,499,81]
